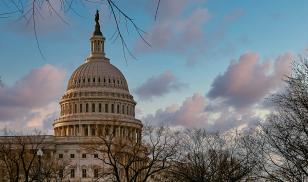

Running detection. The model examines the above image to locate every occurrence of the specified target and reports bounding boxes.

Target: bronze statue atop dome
[95,10,99,24]
[93,10,103,36]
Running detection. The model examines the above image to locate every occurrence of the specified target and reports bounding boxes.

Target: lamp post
[37,148,43,181]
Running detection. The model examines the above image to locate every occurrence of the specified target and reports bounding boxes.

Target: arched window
[122,105,124,114]
[111,104,114,113]
[99,103,102,112]
[117,104,120,114]
[86,103,89,112]
[80,104,83,113]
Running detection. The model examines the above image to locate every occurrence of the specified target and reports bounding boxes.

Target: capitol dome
[53,11,142,142]
[67,60,129,91]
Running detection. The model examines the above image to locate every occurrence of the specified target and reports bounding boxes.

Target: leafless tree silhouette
[243,56,308,181]
[0,130,73,181]
[84,125,180,182]
[165,129,257,182]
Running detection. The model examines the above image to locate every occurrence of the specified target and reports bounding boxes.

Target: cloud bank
[143,52,293,131]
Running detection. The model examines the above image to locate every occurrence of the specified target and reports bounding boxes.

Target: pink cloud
[207,52,293,108]
[0,64,66,127]
[143,93,261,131]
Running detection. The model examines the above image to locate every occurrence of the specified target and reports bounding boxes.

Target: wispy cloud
[134,0,210,57]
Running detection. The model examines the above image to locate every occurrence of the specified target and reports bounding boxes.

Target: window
[92,128,96,136]
[93,78,95,82]
[92,103,95,112]
[59,154,63,158]
[74,104,77,113]
[111,104,114,113]
[86,103,89,112]
[94,168,99,178]
[94,154,98,158]
[82,153,87,158]
[70,154,75,158]
[80,104,83,113]
[59,169,63,178]
[122,105,124,114]
[117,104,120,114]
[70,169,75,178]
[99,103,102,112]
[105,104,108,113]
[82,169,87,178]
[84,128,88,136]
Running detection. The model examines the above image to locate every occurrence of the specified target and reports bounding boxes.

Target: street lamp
[37,148,43,181]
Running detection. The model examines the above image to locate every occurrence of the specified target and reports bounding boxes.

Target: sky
[0,0,307,133]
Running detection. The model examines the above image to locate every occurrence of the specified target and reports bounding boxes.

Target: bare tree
[0,130,72,182]
[85,125,180,182]
[165,129,256,182]
[244,57,308,181]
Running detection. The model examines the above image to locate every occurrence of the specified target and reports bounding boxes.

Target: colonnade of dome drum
[54,123,142,143]
[59,92,135,117]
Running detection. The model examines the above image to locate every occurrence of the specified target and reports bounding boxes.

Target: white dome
[67,60,128,91]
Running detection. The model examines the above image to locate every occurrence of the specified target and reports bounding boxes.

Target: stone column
[88,125,91,136]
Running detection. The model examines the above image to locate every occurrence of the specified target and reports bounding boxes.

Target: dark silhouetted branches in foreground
[1,0,158,60]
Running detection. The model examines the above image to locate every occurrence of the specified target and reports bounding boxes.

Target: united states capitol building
[0,11,144,181]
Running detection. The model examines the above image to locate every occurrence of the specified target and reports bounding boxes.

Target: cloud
[135,1,210,55]
[143,93,262,132]
[134,70,186,100]
[0,64,65,131]
[207,52,293,108]
[143,52,293,131]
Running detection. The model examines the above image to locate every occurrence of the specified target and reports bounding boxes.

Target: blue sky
[0,0,307,132]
